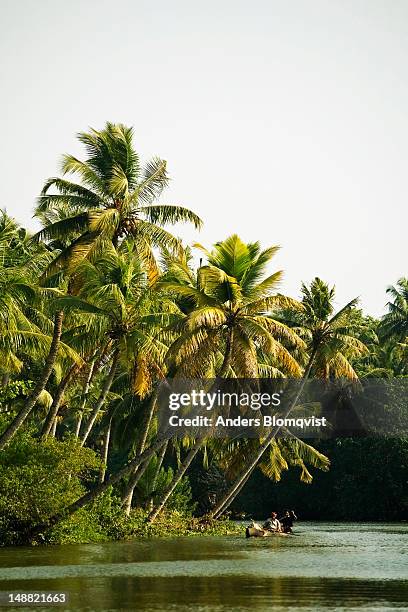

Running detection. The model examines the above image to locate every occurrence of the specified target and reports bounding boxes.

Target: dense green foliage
[236,437,408,521]
[0,424,99,545]
[0,123,406,545]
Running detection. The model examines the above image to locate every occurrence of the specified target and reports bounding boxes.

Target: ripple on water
[0,523,407,611]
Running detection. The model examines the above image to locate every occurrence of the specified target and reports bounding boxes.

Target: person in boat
[262,511,282,533]
[279,510,297,534]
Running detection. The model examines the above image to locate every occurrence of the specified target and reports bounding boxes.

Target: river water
[0,523,406,611]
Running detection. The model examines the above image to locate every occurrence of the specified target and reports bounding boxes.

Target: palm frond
[142,205,202,229]
[134,157,169,204]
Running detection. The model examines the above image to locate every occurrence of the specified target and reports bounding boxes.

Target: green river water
[0,523,406,611]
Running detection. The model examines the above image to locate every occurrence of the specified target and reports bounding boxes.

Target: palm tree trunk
[50,417,58,437]
[122,469,141,516]
[218,328,233,378]
[0,310,65,450]
[27,436,167,540]
[122,454,155,515]
[74,414,83,439]
[80,348,120,446]
[121,461,147,516]
[137,394,157,455]
[148,440,168,511]
[41,362,79,437]
[213,468,252,519]
[148,440,203,523]
[92,343,112,377]
[210,453,259,520]
[74,359,97,439]
[99,420,112,483]
[121,393,158,514]
[209,350,317,518]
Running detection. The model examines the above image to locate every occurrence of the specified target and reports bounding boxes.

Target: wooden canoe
[245,522,289,538]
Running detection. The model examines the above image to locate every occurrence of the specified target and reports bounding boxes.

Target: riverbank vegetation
[0,123,406,545]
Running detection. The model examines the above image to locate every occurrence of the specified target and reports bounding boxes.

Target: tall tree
[0,218,82,448]
[380,278,408,344]
[34,123,202,278]
[0,310,82,450]
[209,278,367,517]
[57,246,172,445]
[161,235,304,378]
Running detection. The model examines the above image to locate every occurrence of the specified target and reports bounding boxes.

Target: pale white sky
[1,0,407,316]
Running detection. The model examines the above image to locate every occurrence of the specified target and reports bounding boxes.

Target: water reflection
[1,576,407,611]
[0,523,406,611]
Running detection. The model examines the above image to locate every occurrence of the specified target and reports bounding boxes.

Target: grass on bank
[50,504,242,545]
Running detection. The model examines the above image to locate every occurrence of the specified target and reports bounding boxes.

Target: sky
[1,0,407,316]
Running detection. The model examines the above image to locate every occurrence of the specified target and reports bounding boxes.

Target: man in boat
[262,511,282,533]
[279,510,297,534]
[245,512,283,538]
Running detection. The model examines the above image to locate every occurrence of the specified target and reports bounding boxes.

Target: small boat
[245,522,290,538]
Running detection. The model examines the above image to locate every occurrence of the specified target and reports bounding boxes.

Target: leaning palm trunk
[137,394,158,456]
[80,349,120,446]
[122,393,158,515]
[122,468,142,516]
[213,468,252,519]
[50,417,58,437]
[41,362,79,437]
[28,436,168,540]
[148,440,203,523]
[74,359,97,439]
[99,419,112,483]
[74,414,83,439]
[209,351,317,518]
[121,453,157,514]
[148,440,169,511]
[0,311,64,450]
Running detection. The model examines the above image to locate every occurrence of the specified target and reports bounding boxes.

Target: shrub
[0,432,100,545]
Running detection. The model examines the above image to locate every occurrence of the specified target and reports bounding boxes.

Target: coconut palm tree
[379,278,408,344]
[210,435,330,519]
[0,219,84,449]
[56,245,173,446]
[160,235,305,378]
[0,298,85,450]
[33,123,202,279]
[0,212,52,375]
[140,237,305,520]
[209,277,367,517]
[119,238,303,516]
